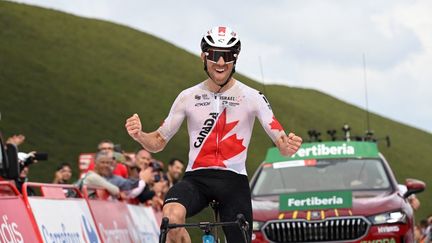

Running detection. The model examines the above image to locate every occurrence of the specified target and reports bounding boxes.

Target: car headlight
[253,221,264,231]
[368,211,407,225]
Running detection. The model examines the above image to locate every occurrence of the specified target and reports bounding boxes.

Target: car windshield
[252,158,392,196]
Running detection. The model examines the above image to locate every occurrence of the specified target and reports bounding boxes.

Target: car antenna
[258,55,268,97]
[259,56,277,147]
[362,54,390,146]
[362,53,373,139]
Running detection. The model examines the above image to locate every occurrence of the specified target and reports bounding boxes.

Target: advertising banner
[28,198,101,243]
[266,141,380,163]
[127,204,160,243]
[280,190,353,211]
[87,200,139,243]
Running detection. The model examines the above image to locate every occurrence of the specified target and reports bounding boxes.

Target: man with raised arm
[125,26,302,243]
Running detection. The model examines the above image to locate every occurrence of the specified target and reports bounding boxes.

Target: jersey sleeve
[157,90,187,142]
[251,91,286,143]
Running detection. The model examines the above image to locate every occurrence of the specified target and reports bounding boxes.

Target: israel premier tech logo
[0,215,24,243]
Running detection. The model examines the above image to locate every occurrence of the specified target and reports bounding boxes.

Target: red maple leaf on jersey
[193,109,246,169]
[269,116,284,132]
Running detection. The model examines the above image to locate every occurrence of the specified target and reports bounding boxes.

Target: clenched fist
[125,113,142,141]
[276,132,303,157]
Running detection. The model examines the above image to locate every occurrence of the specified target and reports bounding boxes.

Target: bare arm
[126,92,186,152]
[275,132,303,157]
[84,172,120,196]
[135,130,167,153]
[125,114,167,153]
[251,91,302,157]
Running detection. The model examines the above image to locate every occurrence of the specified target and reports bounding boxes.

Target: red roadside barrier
[82,185,140,242]
[22,182,102,243]
[0,181,42,243]
[2,182,160,242]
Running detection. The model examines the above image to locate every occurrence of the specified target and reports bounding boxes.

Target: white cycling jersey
[157,80,286,175]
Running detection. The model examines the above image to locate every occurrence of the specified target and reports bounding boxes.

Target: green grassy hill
[1,1,431,239]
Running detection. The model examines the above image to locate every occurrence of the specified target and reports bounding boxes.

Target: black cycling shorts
[164,169,252,243]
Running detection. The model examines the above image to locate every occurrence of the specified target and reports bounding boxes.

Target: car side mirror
[403,178,425,199]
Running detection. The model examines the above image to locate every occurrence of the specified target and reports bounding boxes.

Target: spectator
[99,150,153,200]
[398,184,421,211]
[427,214,432,226]
[124,154,140,179]
[133,148,168,204]
[415,224,423,243]
[5,135,38,196]
[135,148,152,169]
[112,151,128,178]
[425,216,432,243]
[6,134,26,148]
[408,195,421,211]
[14,165,35,196]
[97,139,115,152]
[151,179,169,211]
[87,140,129,178]
[166,158,185,188]
[53,162,72,184]
[82,151,120,197]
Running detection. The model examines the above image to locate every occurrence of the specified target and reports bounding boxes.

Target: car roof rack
[307,124,390,147]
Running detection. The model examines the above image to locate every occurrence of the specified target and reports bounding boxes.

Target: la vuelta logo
[0,215,24,243]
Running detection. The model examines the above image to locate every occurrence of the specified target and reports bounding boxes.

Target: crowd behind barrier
[0,181,161,243]
[2,134,431,242]
[0,135,186,243]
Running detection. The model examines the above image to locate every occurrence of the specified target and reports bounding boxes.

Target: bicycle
[159,200,250,243]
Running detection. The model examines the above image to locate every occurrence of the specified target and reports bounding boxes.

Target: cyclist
[125,26,302,243]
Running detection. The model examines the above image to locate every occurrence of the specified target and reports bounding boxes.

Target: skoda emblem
[311,211,320,220]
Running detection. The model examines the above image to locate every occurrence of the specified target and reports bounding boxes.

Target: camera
[149,160,166,182]
[18,152,48,169]
[154,172,168,183]
[149,160,163,172]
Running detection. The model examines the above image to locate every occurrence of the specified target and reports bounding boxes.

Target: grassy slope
[1,1,431,239]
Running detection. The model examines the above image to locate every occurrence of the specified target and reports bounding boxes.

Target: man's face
[95,156,114,177]
[428,216,432,225]
[98,142,114,152]
[168,160,184,180]
[202,49,236,85]
[19,166,29,179]
[136,150,152,169]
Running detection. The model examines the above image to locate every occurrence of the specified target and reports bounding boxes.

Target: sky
[10,0,432,133]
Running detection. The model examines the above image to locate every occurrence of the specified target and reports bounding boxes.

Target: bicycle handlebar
[163,213,248,230]
[159,213,250,243]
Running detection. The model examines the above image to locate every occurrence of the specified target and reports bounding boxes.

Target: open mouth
[215,68,225,74]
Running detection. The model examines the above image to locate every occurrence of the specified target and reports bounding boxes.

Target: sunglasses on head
[205,49,238,63]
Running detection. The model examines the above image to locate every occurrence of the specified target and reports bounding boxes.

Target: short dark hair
[56,162,72,171]
[135,147,149,155]
[95,151,114,162]
[420,219,428,227]
[168,158,184,166]
[97,139,114,148]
